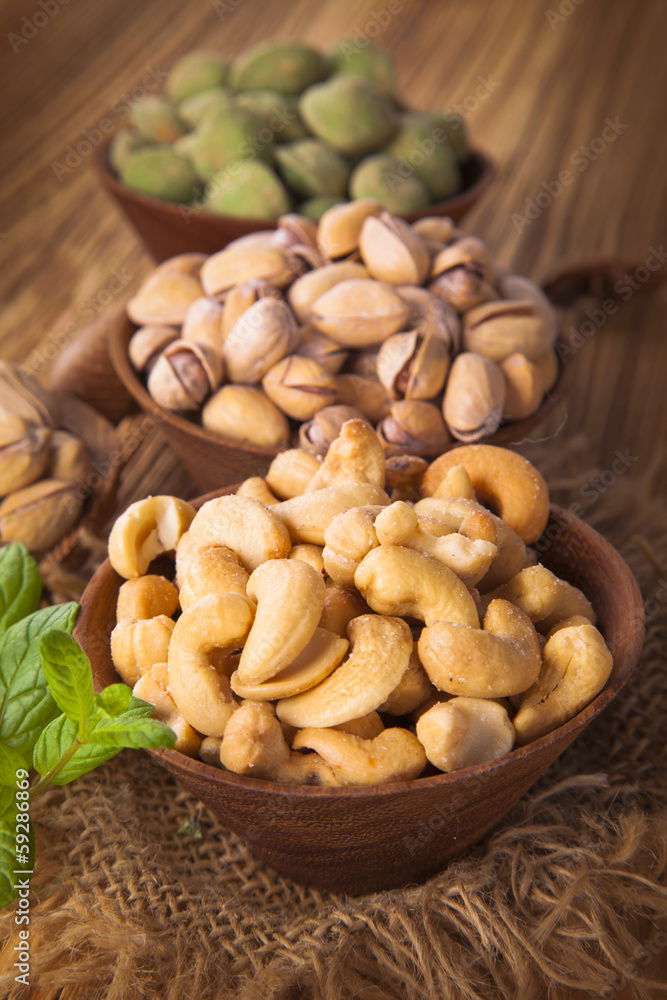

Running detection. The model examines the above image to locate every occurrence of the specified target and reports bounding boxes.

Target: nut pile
[111,40,468,218]
[107,429,613,785]
[0,362,95,554]
[127,209,560,454]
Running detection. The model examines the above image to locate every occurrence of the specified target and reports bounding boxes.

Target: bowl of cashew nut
[75,427,644,894]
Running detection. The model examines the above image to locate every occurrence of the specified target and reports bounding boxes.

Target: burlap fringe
[0,444,665,1000]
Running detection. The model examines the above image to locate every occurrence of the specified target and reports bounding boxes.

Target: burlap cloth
[0,437,665,1000]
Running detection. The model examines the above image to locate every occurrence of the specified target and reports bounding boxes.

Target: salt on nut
[354,545,479,628]
[132,663,201,757]
[167,593,255,737]
[273,483,390,545]
[265,448,323,499]
[428,464,476,501]
[422,444,550,544]
[480,564,595,634]
[235,477,280,505]
[236,559,326,686]
[116,575,179,621]
[416,697,515,772]
[418,598,541,698]
[276,614,413,728]
[305,419,385,492]
[289,543,326,576]
[230,627,348,700]
[108,495,196,579]
[292,727,427,785]
[322,504,384,586]
[188,494,291,572]
[220,701,341,785]
[513,622,613,744]
[111,615,175,687]
[379,645,433,715]
[179,546,250,611]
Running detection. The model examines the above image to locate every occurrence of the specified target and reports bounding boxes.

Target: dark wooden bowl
[74,499,644,895]
[93,136,496,262]
[110,315,576,493]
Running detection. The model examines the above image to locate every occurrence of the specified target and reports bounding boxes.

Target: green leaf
[0,743,28,787]
[88,716,176,750]
[0,544,41,635]
[32,715,117,786]
[95,684,155,720]
[0,602,78,757]
[39,630,94,728]
[0,818,34,912]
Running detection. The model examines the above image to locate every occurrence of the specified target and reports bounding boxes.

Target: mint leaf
[0,818,34,911]
[0,602,78,757]
[95,684,155,720]
[0,544,41,635]
[39,630,94,729]
[32,715,117,786]
[0,744,28,787]
[89,716,176,750]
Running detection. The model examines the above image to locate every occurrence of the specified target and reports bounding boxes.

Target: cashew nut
[230,627,348,699]
[384,454,429,502]
[513,622,613,744]
[379,645,433,715]
[427,464,476,501]
[266,448,322,498]
[108,495,196,579]
[374,501,497,587]
[167,593,255,737]
[318,580,370,637]
[277,614,413,728]
[305,419,385,492]
[199,736,223,768]
[188,494,291,572]
[334,711,384,739]
[418,598,541,698]
[132,663,201,757]
[354,545,479,627]
[292,727,426,785]
[480,565,595,634]
[274,484,390,545]
[220,701,341,785]
[422,444,550,544]
[416,697,515,772]
[322,504,384,586]
[116,575,179,621]
[111,615,175,686]
[236,559,326,685]
[179,545,250,610]
[546,614,593,638]
[235,477,279,505]
[289,543,326,576]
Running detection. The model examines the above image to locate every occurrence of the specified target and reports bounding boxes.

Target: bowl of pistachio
[93,39,495,260]
[75,433,644,893]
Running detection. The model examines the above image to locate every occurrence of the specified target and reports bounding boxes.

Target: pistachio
[0,479,83,552]
[147,340,222,411]
[376,400,451,456]
[165,51,229,102]
[377,331,449,400]
[317,198,382,261]
[299,196,345,221]
[500,353,544,420]
[109,129,145,175]
[350,154,431,215]
[223,297,299,383]
[178,87,234,128]
[434,110,469,162]
[463,300,554,362]
[128,325,180,373]
[230,40,329,95]
[154,252,207,278]
[297,327,348,373]
[359,213,430,285]
[299,405,370,454]
[396,285,461,353]
[288,261,368,323]
[201,244,298,297]
[412,216,461,250]
[127,268,204,326]
[262,356,338,420]
[221,280,282,338]
[533,347,559,391]
[329,40,396,93]
[204,160,290,219]
[202,385,290,449]
[275,138,351,198]
[273,213,323,271]
[309,279,410,347]
[0,419,51,496]
[384,454,429,502]
[48,430,93,485]
[335,374,392,423]
[181,297,226,355]
[386,112,461,200]
[345,347,379,378]
[300,77,397,157]
[429,237,497,312]
[442,352,506,442]
[129,96,186,143]
[235,91,308,142]
[499,274,559,346]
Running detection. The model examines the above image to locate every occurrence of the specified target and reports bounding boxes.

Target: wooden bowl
[75,499,644,895]
[93,136,496,262]
[110,315,575,493]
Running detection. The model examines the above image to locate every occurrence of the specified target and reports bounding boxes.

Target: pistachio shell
[235,91,307,141]
[0,478,83,552]
[463,300,553,362]
[386,113,461,200]
[129,96,186,143]
[201,244,297,297]
[299,196,345,221]
[181,297,226,355]
[222,280,282,338]
[376,400,451,456]
[377,331,449,400]
[231,41,329,94]
[48,430,93,485]
[0,362,56,427]
[300,77,397,157]
[127,269,204,326]
[499,274,559,346]
[178,87,234,128]
[166,51,229,102]
[223,298,299,383]
[317,198,382,260]
[309,279,410,347]
[288,261,369,322]
[154,253,207,278]
[0,422,51,496]
[262,356,338,420]
[299,405,370,455]
[202,385,290,448]
[329,40,396,94]
[428,236,497,311]
[120,146,198,203]
[180,105,272,180]
[297,328,348,373]
[350,154,430,215]
[147,340,222,411]
[275,139,351,198]
[500,353,544,420]
[396,285,461,353]
[412,216,460,246]
[442,352,506,442]
[359,213,430,285]
[335,374,392,423]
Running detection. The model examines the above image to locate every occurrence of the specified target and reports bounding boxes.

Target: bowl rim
[78,500,645,800]
[92,134,497,230]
